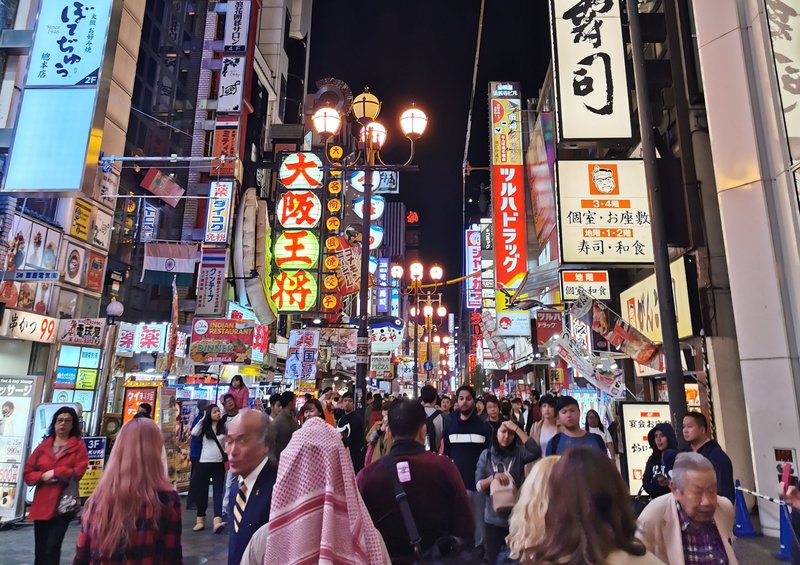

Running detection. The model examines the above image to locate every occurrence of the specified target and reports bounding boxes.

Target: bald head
[225,409,273,478]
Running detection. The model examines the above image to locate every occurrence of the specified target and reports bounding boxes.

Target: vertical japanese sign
[376,258,389,313]
[465,229,482,309]
[766,0,800,139]
[4,0,116,193]
[204,181,234,243]
[217,56,245,113]
[320,146,345,321]
[0,375,37,522]
[79,436,106,497]
[223,0,250,52]
[488,82,527,292]
[549,0,632,141]
[536,310,562,346]
[123,386,157,424]
[556,160,653,263]
[196,247,227,315]
[286,329,320,380]
[620,403,670,495]
[211,117,239,177]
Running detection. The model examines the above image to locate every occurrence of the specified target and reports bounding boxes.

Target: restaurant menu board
[78,437,106,498]
[619,402,670,495]
[122,386,157,424]
[0,376,40,522]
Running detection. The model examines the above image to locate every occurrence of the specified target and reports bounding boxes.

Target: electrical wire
[130,106,193,138]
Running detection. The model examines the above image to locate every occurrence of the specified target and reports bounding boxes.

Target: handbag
[57,475,81,515]
[489,461,518,514]
[631,485,650,517]
[380,455,484,564]
[212,434,230,471]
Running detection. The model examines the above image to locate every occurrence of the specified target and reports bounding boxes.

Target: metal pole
[426,312,432,383]
[627,0,688,436]
[413,291,420,399]
[355,156,373,423]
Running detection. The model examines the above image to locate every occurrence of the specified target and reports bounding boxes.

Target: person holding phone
[642,423,678,498]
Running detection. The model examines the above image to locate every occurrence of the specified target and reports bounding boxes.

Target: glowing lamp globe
[423,305,434,318]
[360,122,387,149]
[312,106,341,139]
[390,264,404,280]
[430,265,443,281]
[106,300,124,318]
[409,262,424,281]
[352,90,381,123]
[409,307,417,317]
[400,104,428,140]
[437,306,447,317]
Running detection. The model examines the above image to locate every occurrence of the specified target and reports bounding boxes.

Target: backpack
[549,431,606,454]
[425,409,442,452]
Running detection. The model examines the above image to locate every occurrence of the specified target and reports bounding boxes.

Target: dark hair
[371,393,383,411]
[230,375,245,389]
[684,411,708,430]
[201,405,225,440]
[221,393,235,405]
[321,386,333,395]
[197,399,209,412]
[484,395,500,409]
[280,391,295,407]
[48,406,81,439]
[500,400,512,417]
[138,403,152,416]
[511,397,522,405]
[388,399,426,439]
[585,409,605,433]
[342,392,354,400]
[269,393,282,407]
[556,395,579,413]
[529,447,646,563]
[381,399,394,412]
[420,385,437,404]
[539,394,557,409]
[301,398,325,419]
[304,393,313,401]
[455,385,476,400]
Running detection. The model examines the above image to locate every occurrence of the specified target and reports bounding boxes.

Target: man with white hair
[637,452,738,564]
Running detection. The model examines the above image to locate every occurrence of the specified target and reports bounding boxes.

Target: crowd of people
[18,378,800,565]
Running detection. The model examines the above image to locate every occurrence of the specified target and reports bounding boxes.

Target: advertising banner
[79,437,107,498]
[549,0,632,141]
[479,310,512,366]
[0,309,57,343]
[139,169,185,208]
[195,247,227,316]
[0,376,38,522]
[189,318,254,364]
[286,330,319,380]
[557,160,653,263]
[370,352,393,380]
[376,258,389,314]
[619,403,670,495]
[217,56,245,113]
[466,229,482,309]
[223,0,250,52]
[552,331,625,398]
[561,270,610,301]
[140,203,159,243]
[71,200,92,240]
[123,386,157,424]
[204,181,234,243]
[115,323,136,358]
[211,117,239,177]
[57,318,105,347]
[496,311,531,337]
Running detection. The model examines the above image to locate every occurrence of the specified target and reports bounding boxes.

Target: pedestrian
[638,452,738,564]
[257,417,390,564]
[23,406,88,565]
[133,403,152,419]
[273,391,299,459]
[642,423,678,499]
[73,418,182,564]
[682,411,735,502]
[357,400,475,563]
[484,395,503,434]
[364,400,393,466]
[266,393,282,422]
[186,399,209,511]
[585,408,615,461]
[319,387,337,426]
[527,447,663,564]
[366,393,383,429]
[475,419,542,564]
[227,375,250,409]
[337,391,366,473]
[220,394,239,426]
[443,385,493,547]
[510,397,525,428]
[544,396,608,455]
[530,393,559,447]
[476,397,486,419]
[419,384,444,452]
[506,455,561,563]
[300,398,325,422]
[440,395,453,414]
[523,391,542,435]
[226,410,278,565]
[189,404,227,533]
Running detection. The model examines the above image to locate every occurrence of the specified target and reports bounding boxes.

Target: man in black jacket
[682,411,735,503]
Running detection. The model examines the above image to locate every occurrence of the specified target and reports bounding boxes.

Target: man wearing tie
[225,409,278,565]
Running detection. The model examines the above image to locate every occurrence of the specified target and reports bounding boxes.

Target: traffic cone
[734,480,758,537]
[776,503,793,561]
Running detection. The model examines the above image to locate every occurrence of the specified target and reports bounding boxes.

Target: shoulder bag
[489,461,518,514]
[212,434,230,471]
[380,455,483,564]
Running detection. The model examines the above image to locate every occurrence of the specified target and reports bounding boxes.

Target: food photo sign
[189,318,254,364]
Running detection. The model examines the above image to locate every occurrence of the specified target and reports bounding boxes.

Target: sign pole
[355,164,372,422]
[627,0,688,438]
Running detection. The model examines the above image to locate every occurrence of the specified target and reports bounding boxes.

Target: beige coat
[637,493,738,565]
[605,550,665,565]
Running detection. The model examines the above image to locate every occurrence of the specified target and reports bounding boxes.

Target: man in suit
[225,409,278,565]
[638,452,739,565]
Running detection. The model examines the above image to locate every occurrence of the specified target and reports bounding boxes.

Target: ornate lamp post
[312,90,427,417]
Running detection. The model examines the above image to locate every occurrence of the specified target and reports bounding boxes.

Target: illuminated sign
[278,152,323,189]
[489,82,528,291]
[407,211,419,224]
[368,225,384,250]
[353,195,385,221]
[140,203,159,242]
[376,258,389,313]
[277,190,322,228]
[556,160,653,263]
[271,270,318,312]
[204,181,234,243]
[560,270,610,300]
[274,230,319,269]
[549,0,632,141]
[465,229,481,309]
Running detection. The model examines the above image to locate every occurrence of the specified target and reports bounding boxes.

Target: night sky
[308,1,551,312]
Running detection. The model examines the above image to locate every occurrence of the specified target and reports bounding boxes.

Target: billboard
[204,181,234,244]
[465,229,482,309]
[557,160,653,263]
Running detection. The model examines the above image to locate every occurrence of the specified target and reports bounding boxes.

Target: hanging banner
[552,331,625,397]
[549,0,632,141]
[223,0,250,53]
[204,181,234,243]
[376,258,389,314]
[211,117,239,177]
[466,229,482,309]
[195,247,227,316]
[536,311,562,346]
[189,318,254,364]
[286,329,319,380]
[479,310,512,366]
[140,203,159,242]
[217,56,245,113]
[557,160,653,263]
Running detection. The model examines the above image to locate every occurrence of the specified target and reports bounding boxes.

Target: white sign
[619,256,695,341]
[370,351,392,379]
[195,247,227,316]
[116,322,136,358]
[140,203,159,242]
[496,312,531,337]
[557,160,653,263]
[217,56,245,113]
[26,0,113,87]
[205,181,234,243]
[466,230,482,309]
[57,318,105,347]
[620,402,670,495]
[223,0,250,53]
[550,0,632,140]
[0,310,57,343]
[560,270,610,300]
[766,0,800,139]
[353,195,386,221]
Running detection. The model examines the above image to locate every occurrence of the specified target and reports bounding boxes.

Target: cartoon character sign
[368,316,405,352]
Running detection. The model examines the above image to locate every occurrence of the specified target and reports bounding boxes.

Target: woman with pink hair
[73,418,182,564]
[258,416,390,565]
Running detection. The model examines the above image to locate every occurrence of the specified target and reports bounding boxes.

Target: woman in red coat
[23,406,89,565]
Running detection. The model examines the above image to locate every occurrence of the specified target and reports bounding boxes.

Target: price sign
[0,310,57,343]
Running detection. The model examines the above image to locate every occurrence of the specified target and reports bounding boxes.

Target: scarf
[263,417,389,565]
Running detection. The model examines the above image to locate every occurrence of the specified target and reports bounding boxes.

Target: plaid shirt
[73,490,183,565]
[677,501,729,565]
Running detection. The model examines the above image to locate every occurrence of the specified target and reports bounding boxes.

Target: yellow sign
[274,230,320,270]
[328,180,342,194]
[329,145,343,160]
[327,198,341,213]
[71,199,92,240]
[490,98,523,166]
[324,255,339,270]
[75,368,97,390]
[326,217,341,231]
[323,274,338,290]
[322,294,338,309]
[79,465,103,497]
[325,237,340,252]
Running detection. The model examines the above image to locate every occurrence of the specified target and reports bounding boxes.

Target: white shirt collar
[241,455,270,496]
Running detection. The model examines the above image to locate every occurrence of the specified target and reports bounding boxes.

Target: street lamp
[312,88,427,418]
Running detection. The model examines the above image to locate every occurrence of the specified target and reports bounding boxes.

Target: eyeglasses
[56,417,73,424]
